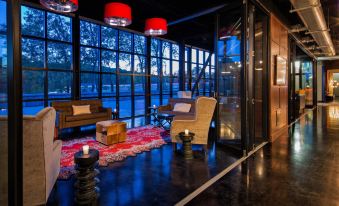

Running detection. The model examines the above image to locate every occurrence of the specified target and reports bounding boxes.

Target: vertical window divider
[73,14,80,100]
[159,40,163,105]
[98,26,102,100]
[131,33,135,126]
[145,37,151,123]
[44,11,48,107]
[116,30,120,117]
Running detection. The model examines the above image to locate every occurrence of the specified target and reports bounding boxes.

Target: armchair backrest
[168,98,196,113]
[195,96,217,125]
[0,107,57,205]
[51,99,103,114]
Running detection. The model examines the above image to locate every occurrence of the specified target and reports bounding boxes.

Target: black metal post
[7,0,23,205]
[145,37,151,124]
[179,42,185,91]
[73,14,80,100]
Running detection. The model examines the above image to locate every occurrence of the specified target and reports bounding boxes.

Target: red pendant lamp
[104,2,132,27]
[145,18,167,36]
[40,0,78,13]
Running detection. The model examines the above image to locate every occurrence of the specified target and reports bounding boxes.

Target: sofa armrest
[158,104,172,112]
[55,111,66,129]
[100,107,112,119]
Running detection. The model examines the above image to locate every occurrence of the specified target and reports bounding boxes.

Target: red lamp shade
[40,0,78,13]
[104,2,132,27]
[145,18,167,36]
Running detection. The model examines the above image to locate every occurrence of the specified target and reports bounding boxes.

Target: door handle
[252,98,255,105]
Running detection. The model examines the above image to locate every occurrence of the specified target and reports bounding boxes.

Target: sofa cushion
[173,103,191,112]
[65,112,107,122]
[72,105,91,115]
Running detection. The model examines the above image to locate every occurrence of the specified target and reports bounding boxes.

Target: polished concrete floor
[48,105,339,205]
[189,105,339,206]
[47,129,240,206]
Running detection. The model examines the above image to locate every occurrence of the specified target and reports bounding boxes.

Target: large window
[185,46,215,97]
[0,0,7,115]
[21,5,73,114]
[80,20,147,126]
[151,38,179,105]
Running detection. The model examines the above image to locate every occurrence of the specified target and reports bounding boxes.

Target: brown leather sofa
[51,100,112,133]
[158,98,196,120]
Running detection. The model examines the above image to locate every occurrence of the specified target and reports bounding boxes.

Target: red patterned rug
[59,125,168,179]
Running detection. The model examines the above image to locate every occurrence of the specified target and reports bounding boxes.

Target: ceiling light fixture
[145,18,167,36]
[40,0,78,13]
[104,2,132,27]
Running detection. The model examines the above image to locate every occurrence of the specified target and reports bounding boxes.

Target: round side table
[178,132,195,159]
[74,149,100,205]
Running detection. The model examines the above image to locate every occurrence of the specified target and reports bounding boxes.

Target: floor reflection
[189,105,339,205]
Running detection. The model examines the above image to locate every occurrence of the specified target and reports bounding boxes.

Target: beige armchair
[0,107,62,205]
[170,97,217,146]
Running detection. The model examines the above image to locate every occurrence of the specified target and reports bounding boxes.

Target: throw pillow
[173,103,191,113]
[72,105,91,115]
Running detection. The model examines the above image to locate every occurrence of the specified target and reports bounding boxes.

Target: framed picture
[274,55,287,85]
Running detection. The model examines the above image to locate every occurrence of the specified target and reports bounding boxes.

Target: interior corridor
[189,105,339,205]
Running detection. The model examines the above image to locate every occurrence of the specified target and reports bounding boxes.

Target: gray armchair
[0,107,61,205]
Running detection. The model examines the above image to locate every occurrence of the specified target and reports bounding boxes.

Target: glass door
[216,2,244,153]
[247,2,269,149]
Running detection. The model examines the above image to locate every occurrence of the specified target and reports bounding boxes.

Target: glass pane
[162,59,170,76]
[151,76,160,94]
[102,74,116,97]
[23,70,44,100]
[119,75,131,96]
[134,76,145,95]
[162,41,170,58]
[80,47,99,71]
[134,117,146,127]
[172,77,179,96]
[185,47,189,62]
[21,6,45,37]
[23,101,44,115]
[135,96,145,116]
[80,20,99,47]
[163,95,170,105]
[172,60,179,76]
[81,73,99,97]
[101,26,117,50]
[191,48,197,63]
[162,76,170,94]
[0,1,6,33]
[151,95,160,107]
[151,58,160,75]
[119,31,132,52]
[47,42,72,70]
[103,97,116,111]
[134,34,146,54]
[199,50,204,64]
[172,44,179,60]
[119,96,131,118]
[151,38,160,57]
[134,55,146,74]
[0,34,6,115]
[22,38,45,68]
[119,53,131,73]
[48,71,72,98]
[47,12,72,42]
[101,50,117,72]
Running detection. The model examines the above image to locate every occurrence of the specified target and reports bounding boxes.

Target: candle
[153,105,156,108]
[113,108,117,113]
[184,129,189,135]
[82,145,89,155]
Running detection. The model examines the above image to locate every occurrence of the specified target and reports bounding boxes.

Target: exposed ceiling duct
[289,0,336,56]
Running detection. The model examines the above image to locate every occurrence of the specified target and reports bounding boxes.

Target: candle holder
[112,110,119,120]
[178,131,195,159]
[74,149,100,205]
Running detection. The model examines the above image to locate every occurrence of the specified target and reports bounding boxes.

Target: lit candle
[153,105,156,108]
[113,108,117,113]
[184,129,189,135]
[82,145,89,155]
